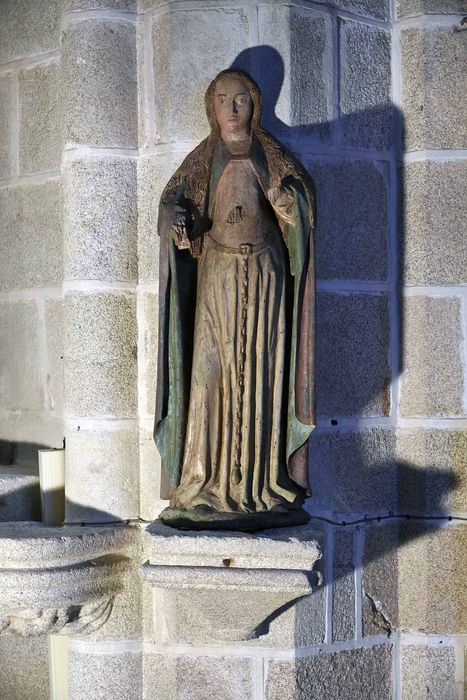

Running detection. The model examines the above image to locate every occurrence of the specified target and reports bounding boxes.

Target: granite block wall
[136,0,466,697]
[0,0,465,697]
[0,8,65,696]
[0,0,64,528]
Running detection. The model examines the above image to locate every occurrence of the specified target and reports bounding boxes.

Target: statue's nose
[232,100,238,114]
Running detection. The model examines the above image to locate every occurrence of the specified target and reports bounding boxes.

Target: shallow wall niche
[0,0,465,697]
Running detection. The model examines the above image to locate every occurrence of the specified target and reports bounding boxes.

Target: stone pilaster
[0,0,64,526]
[61,4,139,522]
[393,4,466,695]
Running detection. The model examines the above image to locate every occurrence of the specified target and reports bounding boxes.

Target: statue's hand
[267,186,295,224]
[171,206,191,250]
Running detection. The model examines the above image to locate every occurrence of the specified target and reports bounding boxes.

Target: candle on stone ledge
[38,449,65,526]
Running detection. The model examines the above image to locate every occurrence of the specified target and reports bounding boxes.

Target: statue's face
[213,76,253,138]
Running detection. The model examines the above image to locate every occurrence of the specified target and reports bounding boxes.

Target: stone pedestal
[141,522,322,643]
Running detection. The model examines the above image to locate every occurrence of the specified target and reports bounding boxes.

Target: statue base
[158,505,310,533]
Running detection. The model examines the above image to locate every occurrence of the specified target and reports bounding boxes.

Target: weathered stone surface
[143,653,253,700]
[19,62,62,174]
[0,301,43,411]
[330,0,390,19]
[148,574,325,648]
[309,159,388,280]
[0,180,62,289]
[396,429,467,513]
[399,296,464,417]
[148,577,318,645]
[401,645,457,700]
[0,466,40,522]
[138,153,186,283]
[140,292,158,416]
[64,292,137,417]
[139,428,164,522]
[0,411,63,448]
[290,9,332,143]
[263,586,325,648]
[45,298,64,413]
[0,0,61,63]
[309,428,396,513]
[400,160,467,286]
[0,407,63,447]
[257,6,333,143]
[226,0,378,17]
[340,20,391,150]
[0,76,13,179]
[398,523,467,634]
[141,0,390,20]
[137,23,147,148]
[332,528,355,641]
[73,567,142,642]
[401,24,467,150]
[64,157,137,282]
[152,9,249,142]
[143,523,322,643]
[397,0,467,15]
[13,442,40,468]
[0,522,139,636]
[65,427,139,522]
[144,521,321,570]
[362,524,398,637]
[266,644,393,699]
[69,649,142,700]
[64,0,135,9]
[62,20,137,148]
[0,440,14,464]
[363,522,467,634]
[0,635,49,700]
[317,292,390,417]
[0,521,138,568]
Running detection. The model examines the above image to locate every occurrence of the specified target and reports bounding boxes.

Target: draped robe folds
[154,133,316,510]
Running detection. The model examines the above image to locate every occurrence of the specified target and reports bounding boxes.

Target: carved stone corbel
[0,522,140,637]
[141,522,322,642]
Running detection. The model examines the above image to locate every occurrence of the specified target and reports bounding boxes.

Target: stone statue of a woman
[154,69,316,531]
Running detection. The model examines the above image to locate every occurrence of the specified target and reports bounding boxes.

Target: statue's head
[205,69,262,137]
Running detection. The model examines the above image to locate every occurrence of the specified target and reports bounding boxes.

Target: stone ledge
[0,522,140,637]
[143,520,321,570]
[0,521,139,568]
[141,564,314,593]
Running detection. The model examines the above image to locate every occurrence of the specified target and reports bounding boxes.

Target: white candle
[38,449,65,526]
[48,635,69,700]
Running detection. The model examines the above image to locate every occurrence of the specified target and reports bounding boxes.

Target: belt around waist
[207,233,271,255]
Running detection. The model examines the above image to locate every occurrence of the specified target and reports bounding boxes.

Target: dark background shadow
[230,46,412,508]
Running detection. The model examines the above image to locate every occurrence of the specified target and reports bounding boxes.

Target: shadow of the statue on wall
[0,439,132,525]
[229,46,459,653]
